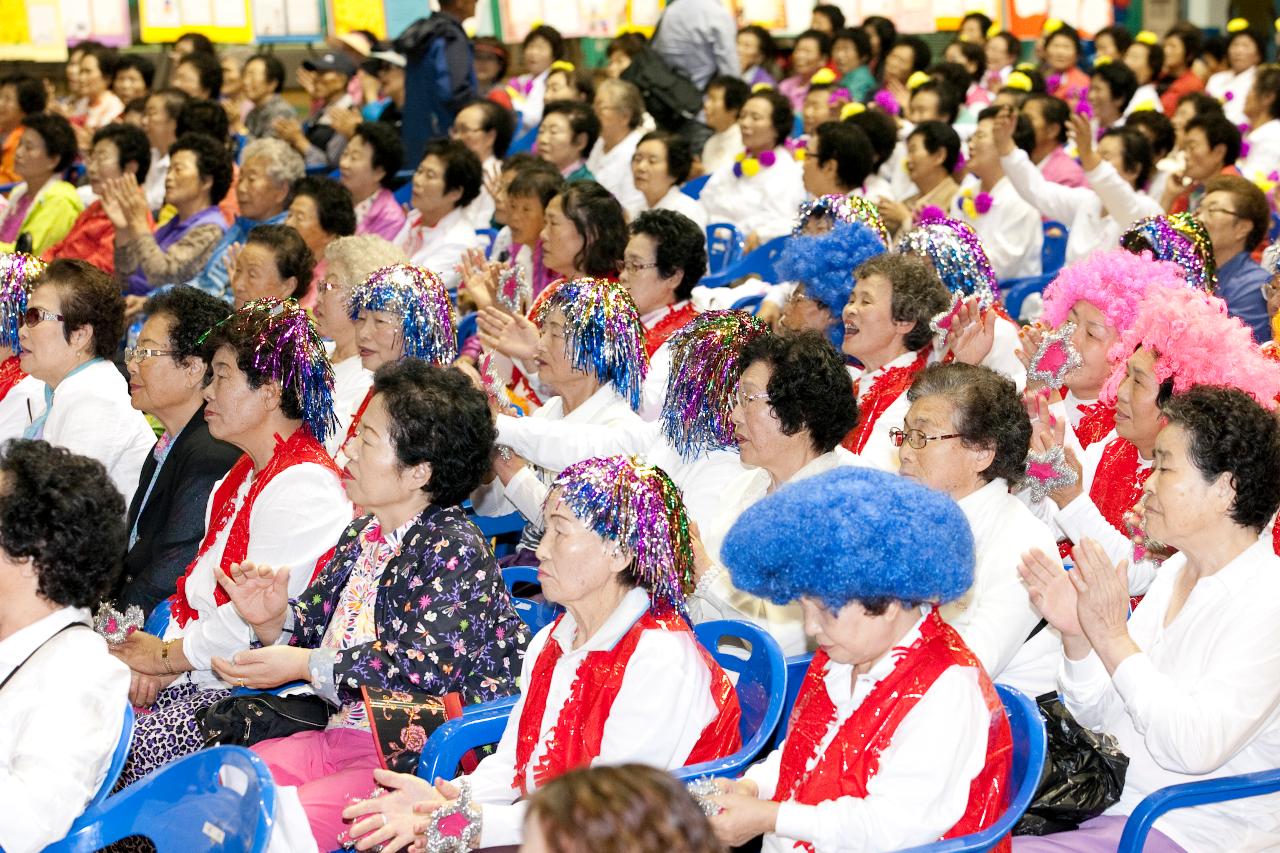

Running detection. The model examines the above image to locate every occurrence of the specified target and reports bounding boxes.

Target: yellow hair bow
[1135,30,1158,45]
[810,68,837,85]
[1227,17,1249,33]
[550,60,575,73]
[1042,18,1063,35]
[1006,71,1033,92]
[840,102,866,119]
[907,70,931,91]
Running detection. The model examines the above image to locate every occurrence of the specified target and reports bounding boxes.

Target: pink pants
[253,727,383,849]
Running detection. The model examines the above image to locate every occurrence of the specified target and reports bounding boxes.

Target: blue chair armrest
[700,236,790,289]
[143,599,172,637]
[1117,769,1280,853]
[1000,274,1054,322]
[416,695,519,782]
[229,680,309,697]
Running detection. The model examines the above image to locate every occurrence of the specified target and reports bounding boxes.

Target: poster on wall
[253,0,324,40]
[139,0,253,44]
[0,0,68,60]
[61,0,132,46]
[1008,0,1111,38]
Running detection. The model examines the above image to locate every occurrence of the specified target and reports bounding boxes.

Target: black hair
[143,285,234,363]
[1175,90,1224,120]
[894,35,932,73]
[0,439,126,608]
[813,121,873,190]
[746,88,794,149]
[20,112,78,173]
[542,99,601,159]
[150,88,191,123]
[352,121,404,188]
[831,27,872,64]
[421,138,483,208]
[292,175,357,238]
[38,259,124,359]
[739,330,858,453]
[912,78,962,124]
[990,32,1021,64]
[608,32,648,60]
[1091,60,1138,111]
[1123,109,1175,160]
[1251,66,1280,121]
[862,16,898,63]
[0,74,47,116]
[124,96,148,116]
[854,253,951,351]
[1186,112,1242,166]
[1161,386,1280,531]
[78,43,120,82]
[177,51,223,99]
[502,151,543,173]
[1204,174,1271,250]
[961,11,993,35]
[1044,23,1081,57]
[947,40,987,82]
[927,61,972,97]
[524,25,567,61]
[1099,126,1154,188]
[113,54,156,90]
[546,63,596,102]
[1128,38,1164,82]
[1199,34,1227,64]
[1164,22,1202,68]
[463,98,517,159]
[174,32,215,55]
[629,209,707,299]
[1226,28,1267,66]
[244,224,315,300]
[907,363,1031,486]
[977,105,1034,154]
[794,29,833,60]
[636,129,693,184]
[92,123,151,183]
[844,107,896,168]
[169,132,233,204]
[176,98,230,143]
[706,74,751,113]
[738,24,779,66]
[1094,24,1134,57]
[371,360,498,505]
[559,181,627,277]
[908,120,962,173]
[812,5,845,32]
[1023,93,1071,144]
[507,164,565,207]
[246,54,285,95]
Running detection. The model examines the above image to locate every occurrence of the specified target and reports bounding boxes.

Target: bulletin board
[254,0,326,42]
[61,0,133,47]
[138,0,254,43]
[0,0,68,60]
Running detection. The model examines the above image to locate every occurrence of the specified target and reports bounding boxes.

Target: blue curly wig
[774,221,885,345]
[721,467,974,610]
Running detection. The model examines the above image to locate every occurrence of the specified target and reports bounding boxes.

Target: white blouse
[587,129,647,218]
[649,184,709,231]
[955,174,1044,281]
[326,355,373,458]
[700,145,805,239]
[0,373,45,444]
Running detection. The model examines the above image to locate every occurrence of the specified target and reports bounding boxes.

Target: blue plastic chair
[730,294,765,314]
[392,168,416,206]
[476,228,499,258]
[143,598,172,637]
[501,565,561,634]
[1041,220,1068,277]
[700,235,790,289]
[509,125,538,155]
[88,705,136,809]
[775,653,814,741]
[304,163,332,176]
[456,311,478,348]
[706,223,745,275]
[1268,212,1280,243]
[44,746,275,853]
[1000,274,1054,322]
[681,173,711,200]
[1116,768,1280,852]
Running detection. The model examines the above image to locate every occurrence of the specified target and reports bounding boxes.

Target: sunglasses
[22,307,64,326]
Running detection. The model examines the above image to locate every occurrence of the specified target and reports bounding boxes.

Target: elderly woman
[900,363,1059,695]
[394,138,482,291]
[285,176,357,305]
[109,297,353,786]
[631,130,708,230]
[338,121,406,242]
[774,220,884,345]
[108,132,232,296]
[0,113,83,256]
[0,253,47,441]
[118,286,240,615]
[344,455,743,851]
[215,361,529,849]
[708,466,1011,851]
[688,331,859,655]
[1205,25,1264,125]
[586,79,647,216]
[1018,386,1280,852]
[189,137,305,302]
[16,259,155,503]
[0,440,130,853]
[316,236,407,454]
[840,253,952,471]
[875,121,962,238]
[473,277,647,563]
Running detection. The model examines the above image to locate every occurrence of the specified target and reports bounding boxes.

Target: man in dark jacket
[395,0,478,165]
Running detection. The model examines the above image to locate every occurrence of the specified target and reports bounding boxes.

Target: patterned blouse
[291,504,529,718]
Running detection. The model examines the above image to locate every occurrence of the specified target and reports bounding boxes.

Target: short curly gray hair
[240,137,305,187]
[324,235,408,289]
[854,253,951,351]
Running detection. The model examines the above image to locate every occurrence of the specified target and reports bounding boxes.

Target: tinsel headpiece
[534,276,648,411]
[1041,249,1190,333]
[1263,239,1280,276]
[348,263,457,365]
[775,221,886,345]
[1119,213,1217,293]
[550,455,692,616]
[793,194,891,246]
[201,297,337,442]
[660,310,770,459]
[1100,288,1280,410]
[897,208,1000,308]
[0,253,44,351]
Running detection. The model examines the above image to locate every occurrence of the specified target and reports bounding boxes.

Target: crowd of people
[1,6,1280,853]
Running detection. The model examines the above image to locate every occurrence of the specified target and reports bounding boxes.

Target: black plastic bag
[1013,693,1130,835]
[620,50,703,132]
[196,692,332,747]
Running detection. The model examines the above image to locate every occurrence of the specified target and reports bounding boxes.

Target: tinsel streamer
[0,252,45,351]
[496,265,531,314]
[659,310,770,460]
[898,209,1000,309]
[534,277,648,411]
[792,194,891,246]
[1119,213,1217,293]
[1023,445,1079,503]
[348,263,458,364]
[1026,321,1084,387]
[551,455,693,615]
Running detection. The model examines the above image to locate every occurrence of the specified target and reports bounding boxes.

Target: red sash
[774,611,1012,852]
[842,348,931,454]
[1073,398,1116,450]
[643,302,698,359]
[0,355,26,402]
[340,388,376,455]
[511,608,741,794]
[168,427,344,628]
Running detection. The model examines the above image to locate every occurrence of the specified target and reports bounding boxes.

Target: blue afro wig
[721,467,974,611]
[774,221,885,345]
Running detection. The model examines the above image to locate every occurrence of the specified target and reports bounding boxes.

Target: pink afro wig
[1100,288,1280,410]
[1041,249,1190,334]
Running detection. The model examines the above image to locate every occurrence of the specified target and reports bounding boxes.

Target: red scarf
[774,611,1011,852]
[842,348,931,454]
[643,302,698,359]
[1057,436,1152,564]
[169,427,344,628]
[0,355,26,402]
[511,608,741,794]
[1072,396,1116,450]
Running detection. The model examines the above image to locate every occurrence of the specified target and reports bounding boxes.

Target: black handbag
[1013,693,1130,835]
[195,692,333,747]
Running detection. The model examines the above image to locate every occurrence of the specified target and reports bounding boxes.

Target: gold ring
[238,679,245,688]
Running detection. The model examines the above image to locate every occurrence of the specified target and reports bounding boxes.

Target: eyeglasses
[315,278,344,293]
[124,347,179,364]
[1198,205,1243,219]
[889,427,962,449]
[622,260,660,275]
[735,389,771,408]
[22,307,64,326]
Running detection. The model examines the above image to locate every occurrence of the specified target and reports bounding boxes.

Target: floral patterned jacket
[289,504,529,708]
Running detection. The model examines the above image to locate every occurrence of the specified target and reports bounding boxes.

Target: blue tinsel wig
[0,253,44,352]
[774,221,885,346]
[721,467,974,610]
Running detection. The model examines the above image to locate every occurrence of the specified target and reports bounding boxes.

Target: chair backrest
[730,294,765,314]
[143,599,172,638]
[776,652,813,742]
[476,228,499,258]
[690,620,786,761]
[681,173,711,200]
[47,746,275,853]
[392,168,416,206]
[700,235,790,289]
[456,311,478,349]
[1041,220,1068,277]
[706,223,745,275]
[87,705,136,809]
[501,565,562,634]
[509,124,538,155]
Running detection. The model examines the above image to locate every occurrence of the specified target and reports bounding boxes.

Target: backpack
[621,49,704,132]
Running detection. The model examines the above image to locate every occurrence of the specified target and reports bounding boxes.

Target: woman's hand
[990,105,1018,157]
[1027,394,1083,507]
[947,299,997,366]
[1016,324,1047,390]
[491,445,528,485]
[326,105,363,140]
[708,779,777,848]
[110,630,167,675]
[98,178,130,231]
[216,561,291,643]
[210,646,312,689]
[128,670,179,707]
[458,249,499,313]
[1018,547,1083,639]
[1070,538,1137,670]
[688,521,715,585]
[476,306,540,362]
[272,116,310,154]
[875,196,910,232]
[223,241,243,286]
[1068,112,1101,172]
[342,768,444,853]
